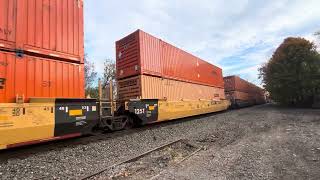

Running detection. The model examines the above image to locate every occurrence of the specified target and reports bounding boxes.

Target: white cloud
[84,0,320,83]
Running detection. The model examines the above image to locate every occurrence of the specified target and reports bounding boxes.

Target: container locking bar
[0,78,5,89]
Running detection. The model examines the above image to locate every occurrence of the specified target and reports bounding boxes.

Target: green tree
[101,59,117,99]
[85,87,99,99]
[259,37,320,107]
[102,59,116,87]
[84,54,98,98]
[315,31,320,50]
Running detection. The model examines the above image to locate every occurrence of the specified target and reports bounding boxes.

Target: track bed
[1,104,320,180]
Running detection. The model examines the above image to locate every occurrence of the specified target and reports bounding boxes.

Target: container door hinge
[15,49,24,58]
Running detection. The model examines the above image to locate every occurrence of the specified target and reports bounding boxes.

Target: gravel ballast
[0,104,320,179]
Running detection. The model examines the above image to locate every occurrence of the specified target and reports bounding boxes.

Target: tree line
[84,56,116,99]
[259,31,320,107]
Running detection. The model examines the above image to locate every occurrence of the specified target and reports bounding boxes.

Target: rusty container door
[224,76,236,92]
[15,0,84,62]
[117,75,142,101]
[116,30,162,80]
[116,30,141,79]
[0,0,17,50]
[0,51,84,103]
[118,75,226,102]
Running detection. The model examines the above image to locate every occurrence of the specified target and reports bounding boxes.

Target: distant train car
[224,76,266,108]
[115,30,230,125]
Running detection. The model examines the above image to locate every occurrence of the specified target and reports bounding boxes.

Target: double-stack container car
[224,75,266,108]
[116,30,229,124]
[1,1,231,150]
[0,0,99,150]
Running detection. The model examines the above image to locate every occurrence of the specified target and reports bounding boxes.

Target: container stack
[116,30,225,102]
[224,75,266,107]
[0,0,85,103]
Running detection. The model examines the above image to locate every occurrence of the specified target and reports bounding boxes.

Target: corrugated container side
[141,75,225,100]
[0,0,84,62]
[139,30,162,76]
[161,42,181,79]
[0,51,84,103]
[118,75,225,102]
[0,0,17,50]
[161,42,199,84]
[116,30,224,88]
[224,76,235,91]
[197,60,224,87]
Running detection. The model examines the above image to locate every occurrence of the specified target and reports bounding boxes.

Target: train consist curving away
[0,0,265,150]
[224,76,266,108]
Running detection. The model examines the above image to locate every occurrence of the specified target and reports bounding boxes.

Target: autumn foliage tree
[259,37,320,107]
[84,54,98,98]
[102,59,117,99]
[315,31,320,51]
[102,59,116,87]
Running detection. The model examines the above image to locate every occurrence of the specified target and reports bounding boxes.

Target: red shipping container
[224,75,254,93]
[224,75,265,104]
[0,0,84,62]
[116,30,224,88]
[0,51,84,103]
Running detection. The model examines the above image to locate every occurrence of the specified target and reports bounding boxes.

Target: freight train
[0,1,263,150]
[224,76,266,108]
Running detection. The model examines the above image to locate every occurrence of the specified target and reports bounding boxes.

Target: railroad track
[0,129,131,163]
[2,116,208,180]
[80,139,188,180]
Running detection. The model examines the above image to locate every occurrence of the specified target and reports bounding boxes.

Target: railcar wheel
[125,116,134,130]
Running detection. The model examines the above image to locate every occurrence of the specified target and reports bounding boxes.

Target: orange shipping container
[0,51,84,103]
[116,30,224,88]
[0,0,84,62]
[224,75,263,93]
[118,75,225,102]
[0,0,16,51]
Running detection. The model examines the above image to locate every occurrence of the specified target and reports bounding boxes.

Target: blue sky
[84,0,320,86]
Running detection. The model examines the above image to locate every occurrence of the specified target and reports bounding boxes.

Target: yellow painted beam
[158,100,230,122]
[0,103,55,150]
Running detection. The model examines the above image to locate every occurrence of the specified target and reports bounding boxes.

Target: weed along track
[81,139,202,180]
